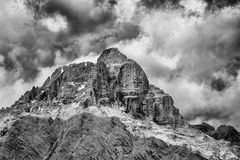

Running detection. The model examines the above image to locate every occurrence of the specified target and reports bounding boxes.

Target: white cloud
[41,15,68,33]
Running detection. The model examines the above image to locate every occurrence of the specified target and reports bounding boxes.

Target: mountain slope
[0,113,206,160]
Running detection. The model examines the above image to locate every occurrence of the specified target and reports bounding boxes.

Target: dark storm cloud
[139,0,181,9]
[0,25,57,81]
[25,0,117,35]
[204,0,240,10]
[23,0,141,58]
[52,22,141,62]
[0,0,121,83]
[210,78,228,92]
[88,23,141,52]
[139,0,240,10]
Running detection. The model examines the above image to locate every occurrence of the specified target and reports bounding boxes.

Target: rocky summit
[0,48,239,160]
[11,47,184,126]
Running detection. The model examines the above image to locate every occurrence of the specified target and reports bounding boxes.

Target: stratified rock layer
[0,113,206,160]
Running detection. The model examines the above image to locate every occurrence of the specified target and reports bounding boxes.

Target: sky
[0,0,240,129]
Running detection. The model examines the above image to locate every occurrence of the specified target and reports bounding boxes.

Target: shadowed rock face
[193,123,240,145]
[117,59,149,96]
[0,113,206,160]
[145,85,183,125]
[211,125,240,144]
[193,123,215,135]
[97,48,128,65]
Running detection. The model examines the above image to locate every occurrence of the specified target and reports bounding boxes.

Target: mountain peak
[97,48,128,65]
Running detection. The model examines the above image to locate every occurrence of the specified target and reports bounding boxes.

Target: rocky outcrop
[129,137,207,160]
[116,59,149,117]
[193,123,240,146]
[193,123,215,135]
[0,113,206,160]
[144,85,184,125]
[97,48,128,65]
[211,125,240,145]
[89,62,111,105]
[41,62,95,102]
[117,59,149,96]
[0,116,64,160]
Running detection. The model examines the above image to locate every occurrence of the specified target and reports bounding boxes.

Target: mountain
[0,48,239,160]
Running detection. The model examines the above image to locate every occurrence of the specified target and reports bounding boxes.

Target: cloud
[204,0,240,10]
[25,0,117,35]
[139,0,180,9]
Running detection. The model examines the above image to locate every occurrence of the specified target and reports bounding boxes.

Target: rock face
[97,48,128,65]
[0,113,206,160]
[193,123,240,145]
[193,123,215,135]
[145,85,183,125]
[211,125,240,144]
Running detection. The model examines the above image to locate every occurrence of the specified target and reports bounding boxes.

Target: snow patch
[78,84,86,91]
[69,82,75,86]
[61,67,64,73]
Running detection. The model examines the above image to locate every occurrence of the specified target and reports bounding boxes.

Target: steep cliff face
[92,48,182,125]
[146,85,183,125]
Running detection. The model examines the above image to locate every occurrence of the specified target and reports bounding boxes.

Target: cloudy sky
[1,0,240,129]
